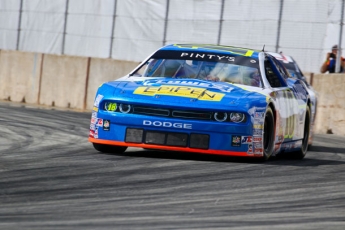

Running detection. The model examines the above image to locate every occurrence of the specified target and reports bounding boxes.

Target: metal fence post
[109,0,117,58]
[336,0,345,73]
[62,0,69,55]
[16,0,23,50]
[275,0,284,52]
[162,0,170,46]
[217,0,225,45]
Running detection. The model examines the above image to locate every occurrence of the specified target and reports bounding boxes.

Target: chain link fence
[1,0,344,73]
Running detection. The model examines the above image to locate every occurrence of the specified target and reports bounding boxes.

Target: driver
[248,69,261,87]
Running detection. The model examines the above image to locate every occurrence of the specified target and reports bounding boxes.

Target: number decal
[105,102,117,112]
[284,90,295,139]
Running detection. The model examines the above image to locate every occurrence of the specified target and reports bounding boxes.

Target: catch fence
[1,0,344,73]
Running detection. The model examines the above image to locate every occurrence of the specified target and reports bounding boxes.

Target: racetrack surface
[0,101,345,230]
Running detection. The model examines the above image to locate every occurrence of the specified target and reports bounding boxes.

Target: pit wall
[0,50,344,135]
[0,50,139,111]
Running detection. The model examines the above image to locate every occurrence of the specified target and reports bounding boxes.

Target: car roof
[161,44,261,59]
[267,52,295,64]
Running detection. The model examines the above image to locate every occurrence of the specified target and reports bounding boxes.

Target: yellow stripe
[245,50,254,57]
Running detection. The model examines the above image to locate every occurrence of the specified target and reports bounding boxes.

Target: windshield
[132,51,262,87]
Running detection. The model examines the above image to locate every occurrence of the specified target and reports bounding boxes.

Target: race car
[89,44,312,160]
[267,52,317,146]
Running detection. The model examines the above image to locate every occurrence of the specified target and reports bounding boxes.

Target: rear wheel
[93,143,127,154]
[290,106,311,159]
[263,107,275,160]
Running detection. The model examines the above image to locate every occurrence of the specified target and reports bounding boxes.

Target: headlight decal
[229,112,245,123]
[105,102,117,111]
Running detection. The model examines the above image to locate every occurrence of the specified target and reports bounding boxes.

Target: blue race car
[89,44,312,160]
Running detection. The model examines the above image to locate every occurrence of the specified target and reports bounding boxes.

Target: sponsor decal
[103,120,110,131]
[247,144,253,154]
[93,106,99,112]
[254,142,263,149]
[253,124,264,129]
[253,136,263,142]
[94,94,104,107]
[89,130,95,137]
[254,148,263,155]
[97,118,103,127]
[254,118,264,123]
[180,52,235,62]
[134,85,225,102]
[241,136,252,144]
[90,124,95,131]
[173,44,255,57]
[254,112,265,119]
[94,128,99,139]
[248,106,267,116]
[144,80,234,93]
[253,129,263,136]
[143,120,192,129]
[92,112,97,118]
[231,135,241,147]
[91,117,97,124]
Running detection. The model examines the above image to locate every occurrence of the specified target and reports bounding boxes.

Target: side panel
[271,86,306,154]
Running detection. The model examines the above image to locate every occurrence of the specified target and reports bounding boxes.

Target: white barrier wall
[312,74,345,135]
[39,54,88,110]
[0,50,42,104]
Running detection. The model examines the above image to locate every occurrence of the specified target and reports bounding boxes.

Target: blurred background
[1,0,344,74]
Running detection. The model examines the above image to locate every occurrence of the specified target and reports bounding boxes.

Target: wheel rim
[264,113,273,151]
[301,109,310,152]
[264,118,269,150]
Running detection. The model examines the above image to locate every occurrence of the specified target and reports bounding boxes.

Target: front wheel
[93,143,127,154]
[263,107,275,160]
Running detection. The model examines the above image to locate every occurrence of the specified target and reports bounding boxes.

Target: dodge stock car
[89,44,312,160]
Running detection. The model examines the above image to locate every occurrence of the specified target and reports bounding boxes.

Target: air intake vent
[133,106,170,116]
[172,110,212,120]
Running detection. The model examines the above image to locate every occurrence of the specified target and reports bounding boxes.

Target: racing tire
[263,107,275,160]
[290,106,311,159]
[93,143,127,154]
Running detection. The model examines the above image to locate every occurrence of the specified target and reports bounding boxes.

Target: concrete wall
[0,50,138,111]
[312,74,345,135]
[0,50,344,136]
[39,54,89,110]
[0,50,42,104]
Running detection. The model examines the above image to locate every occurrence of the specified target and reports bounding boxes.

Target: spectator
[320,45,345,73]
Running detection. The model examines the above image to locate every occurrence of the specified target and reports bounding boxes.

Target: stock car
[89,44,312,160]
[268,52,317,146]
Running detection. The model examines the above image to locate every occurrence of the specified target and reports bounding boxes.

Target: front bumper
[89,111,263,157]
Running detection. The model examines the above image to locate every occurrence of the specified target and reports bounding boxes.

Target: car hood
[102,77,268,111]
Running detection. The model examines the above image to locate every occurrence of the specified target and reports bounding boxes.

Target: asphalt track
[0,101,345,230]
